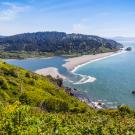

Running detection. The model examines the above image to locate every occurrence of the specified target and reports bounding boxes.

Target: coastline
[63,50,125,73]
[72,51,125,73]
[63,49,126,109]
[35,49,126,109]
[5,56,53,61]
[35,50,125,82]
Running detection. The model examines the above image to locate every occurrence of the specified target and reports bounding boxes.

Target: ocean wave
[92,100,119,109]
[101,100,119,109]
[73,74,96,84]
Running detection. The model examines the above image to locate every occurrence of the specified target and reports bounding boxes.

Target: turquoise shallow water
[65,42,135,108]
[5,41,135,109]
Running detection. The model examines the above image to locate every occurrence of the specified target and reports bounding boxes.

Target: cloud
[0,2,30,21]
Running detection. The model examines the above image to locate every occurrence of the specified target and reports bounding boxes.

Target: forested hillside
[0,61,135,134]
[0,32,122,55]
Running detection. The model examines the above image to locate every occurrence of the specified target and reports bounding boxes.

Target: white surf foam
[73,73,96,84]
[67,49,126,85]
[72,49,126,73]
[69,49,126,84]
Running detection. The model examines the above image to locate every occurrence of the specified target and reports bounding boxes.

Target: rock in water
[126,47,132,51]
[132,91,135,94]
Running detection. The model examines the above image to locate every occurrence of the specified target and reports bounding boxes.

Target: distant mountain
[0,32,123,54]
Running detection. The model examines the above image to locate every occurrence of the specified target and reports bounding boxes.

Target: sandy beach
[35,67,66,80]
[63,52,116,71]
[35,51,124,80]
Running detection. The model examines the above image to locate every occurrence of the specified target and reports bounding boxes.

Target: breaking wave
[72,73,96,84]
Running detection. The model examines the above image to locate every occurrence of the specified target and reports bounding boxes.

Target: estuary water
[5,41,135,108]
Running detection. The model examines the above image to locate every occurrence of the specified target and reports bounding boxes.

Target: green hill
[0,32,123,59]
[0,61,87,112]
[0,61,135,134]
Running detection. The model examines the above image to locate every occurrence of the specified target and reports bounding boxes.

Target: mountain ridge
[0,31,123,55]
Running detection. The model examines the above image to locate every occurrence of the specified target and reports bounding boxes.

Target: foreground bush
[41,98,69,112]
[0,102,135,134]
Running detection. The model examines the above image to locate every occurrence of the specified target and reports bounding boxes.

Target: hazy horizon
[0,0,135,37]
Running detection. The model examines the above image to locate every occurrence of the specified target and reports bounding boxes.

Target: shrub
[25,72,31,78]
[0,77,9,89]
[31,74,38,80]
[9,68,19,77]
[28,79,35,85]
[2,67,19,78]
[80,106,87,113]
[19,93,32,105]
[8,79,18,86]
[0,89,10,100]
[118,105,132,115]
[41,98,69,112]
[70,107,81,113]
[70,106,87,113]
[97,109,118,116]
[56,78,63,87]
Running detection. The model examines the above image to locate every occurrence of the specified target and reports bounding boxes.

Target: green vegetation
[0,61,86,111]
[0,32,123,59]
[0,51,54,59]
[0,61,135,134]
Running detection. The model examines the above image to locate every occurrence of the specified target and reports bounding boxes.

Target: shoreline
[35,50,126,82]
[35,49,126,109]
[4,56,53,61]
[63,49,125,73]
[72,50,126,73]
[63,49,126,109]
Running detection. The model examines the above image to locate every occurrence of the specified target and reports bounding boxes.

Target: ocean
[5,41,135,109]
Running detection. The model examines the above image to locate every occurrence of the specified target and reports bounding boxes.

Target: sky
[0,0,135,37]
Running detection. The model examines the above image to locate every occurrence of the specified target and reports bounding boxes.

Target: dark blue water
[5,42,135,108]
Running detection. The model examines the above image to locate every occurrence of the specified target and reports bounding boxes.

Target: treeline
[0,32,123,54]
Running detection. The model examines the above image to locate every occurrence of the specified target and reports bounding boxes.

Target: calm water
[65,42,135,108]
[5,41,135,109]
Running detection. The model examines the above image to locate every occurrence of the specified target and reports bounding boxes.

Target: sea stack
[132,91,135,95]
[126,47,132,51]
